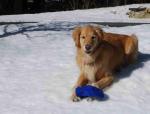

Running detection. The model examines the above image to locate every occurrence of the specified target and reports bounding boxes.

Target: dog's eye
[81,36,85,39]
[91,36,96,40]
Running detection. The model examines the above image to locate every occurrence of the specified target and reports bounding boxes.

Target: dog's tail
[131,34,138,57]
[125,34,138,63]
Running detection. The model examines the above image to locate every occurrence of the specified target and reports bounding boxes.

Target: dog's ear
[94,26,104,41]
[72,26,81,48]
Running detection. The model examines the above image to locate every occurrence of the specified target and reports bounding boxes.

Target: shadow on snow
[116,52,150,81]
[0,22,78,38]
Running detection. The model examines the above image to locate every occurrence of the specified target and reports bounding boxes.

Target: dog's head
[72,25,104,54]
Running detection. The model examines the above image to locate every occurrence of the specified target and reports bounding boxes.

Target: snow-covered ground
[0,4,150,23]
[0,22,150,114]
[0,3,150,114]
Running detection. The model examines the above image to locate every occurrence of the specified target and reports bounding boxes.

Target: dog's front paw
[71,93,81,102]
[86,97,95,102]
[89,83,99,88]
[72,96,81,102]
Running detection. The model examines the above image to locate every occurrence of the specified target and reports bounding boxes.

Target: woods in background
[0,0,149,15]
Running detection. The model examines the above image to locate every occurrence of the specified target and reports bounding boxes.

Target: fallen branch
[129,7,147,12]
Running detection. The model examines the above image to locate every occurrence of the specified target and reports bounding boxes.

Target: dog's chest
[81,54,102,83]
[83,65,97,82]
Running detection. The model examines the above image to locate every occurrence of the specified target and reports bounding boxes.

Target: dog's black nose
[85,44,92,51]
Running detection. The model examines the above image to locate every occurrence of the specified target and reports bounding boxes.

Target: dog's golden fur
[103,32,138,65]
[71,25,138,101]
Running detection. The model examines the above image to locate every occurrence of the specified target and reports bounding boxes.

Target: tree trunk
[33,0,45,13]
[14,0,23,14]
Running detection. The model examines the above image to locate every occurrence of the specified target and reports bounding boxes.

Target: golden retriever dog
[71,25,138,102]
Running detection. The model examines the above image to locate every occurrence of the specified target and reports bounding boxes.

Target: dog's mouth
[85,50,92,54]
[84,44,95,54]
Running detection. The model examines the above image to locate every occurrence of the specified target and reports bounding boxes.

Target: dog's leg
[86,73,114,102]
[92,73,114,89]
[71,73,88,102]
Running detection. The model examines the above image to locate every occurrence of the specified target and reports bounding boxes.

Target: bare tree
[68,0,80,10]
[66,0,96,10]
[82,0,96,9]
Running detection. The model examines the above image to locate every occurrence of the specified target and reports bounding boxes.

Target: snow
[0,4,150,23]
[0,3,150,114]
[0,22,150,114]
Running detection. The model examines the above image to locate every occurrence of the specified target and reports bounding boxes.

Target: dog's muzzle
[85,44,92,54]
